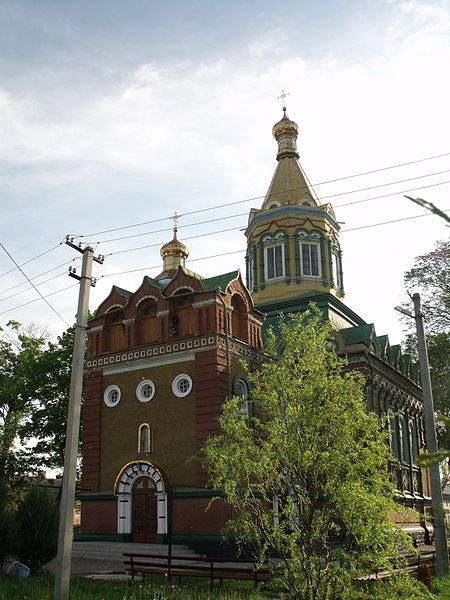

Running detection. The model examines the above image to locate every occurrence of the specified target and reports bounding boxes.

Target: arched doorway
[115,461,167,539]
[132,476,157,543]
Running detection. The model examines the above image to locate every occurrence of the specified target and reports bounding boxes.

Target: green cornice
[245,205,340,238]
[256,292,366,333]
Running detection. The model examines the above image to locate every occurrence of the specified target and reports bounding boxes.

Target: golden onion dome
[272,108,299,140]
[160,228,189,260]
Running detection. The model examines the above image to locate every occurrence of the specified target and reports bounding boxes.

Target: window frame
[104,384,122,408]
[136,379,156,403]
[264,241,285,281]
[299,240,321,278]
[138,423,152,453]
[172,373,193,398]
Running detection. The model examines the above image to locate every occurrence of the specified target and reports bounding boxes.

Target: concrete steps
[47,541,200,576]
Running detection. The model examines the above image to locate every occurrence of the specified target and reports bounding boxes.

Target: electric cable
[81,176,450,247]
[0,242,62,280]
[71,151,450,240]
[0,243,69,326]
[0,284,78,318]
[0,259,79,296]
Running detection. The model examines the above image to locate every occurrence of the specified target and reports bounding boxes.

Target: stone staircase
[47,541,199,576]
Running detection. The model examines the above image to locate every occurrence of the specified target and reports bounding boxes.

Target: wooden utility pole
[54,240,103,600]
[412,293,449,577]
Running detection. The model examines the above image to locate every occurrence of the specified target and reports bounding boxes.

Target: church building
[79,108,431,546]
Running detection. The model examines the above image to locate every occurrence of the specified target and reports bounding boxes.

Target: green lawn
[1,573,450,599]
[0,574,265,600]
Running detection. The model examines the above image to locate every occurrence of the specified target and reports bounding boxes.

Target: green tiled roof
[113,285,133,299]
[144,276,162,288]
[377,334,389,354]
[341,323,375,346]
[201,270,239,292]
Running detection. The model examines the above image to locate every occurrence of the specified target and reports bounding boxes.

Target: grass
[0,574,266,600]
[1,573,450,599]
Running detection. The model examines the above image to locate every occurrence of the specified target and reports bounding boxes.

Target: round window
[172,374,193,398]
[136,380,156,403]
[104,385,121,408]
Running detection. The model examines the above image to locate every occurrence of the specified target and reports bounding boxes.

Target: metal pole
[54,247,94,600]
[413,292,449,577]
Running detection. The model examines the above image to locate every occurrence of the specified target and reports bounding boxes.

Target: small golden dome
[272,108,299,140]
[160,228,189,260]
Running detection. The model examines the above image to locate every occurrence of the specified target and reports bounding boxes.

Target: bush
[0,478,19,570]
[16,485,59,573]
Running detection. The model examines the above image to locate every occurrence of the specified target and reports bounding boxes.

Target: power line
[341,210,450,232]
[72,151,450,239]
[0,284,77,318]
[97,210,450,280]
[0,259,78,296]
[0,242,62,280]
[0,271,67,304]
[104,179,450,258]
[0,243,69,327]
[81,175,450,248]
[3,208,448,314]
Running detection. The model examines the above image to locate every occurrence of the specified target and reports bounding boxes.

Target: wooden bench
[357,547,436,582]
[123,552,271,590]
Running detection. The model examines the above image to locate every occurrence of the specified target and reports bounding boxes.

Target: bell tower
[245,107,364,331]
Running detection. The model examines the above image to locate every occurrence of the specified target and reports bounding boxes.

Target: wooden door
[132,477,157,543]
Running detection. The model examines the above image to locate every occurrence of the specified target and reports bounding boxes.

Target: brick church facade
[79,109,431,545]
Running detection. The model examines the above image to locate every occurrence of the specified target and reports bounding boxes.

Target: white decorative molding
[115,461,167,536]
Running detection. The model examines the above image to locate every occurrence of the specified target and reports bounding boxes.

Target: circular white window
[104,385,121,408]
[172,374,193,398]
[136,380,156,403]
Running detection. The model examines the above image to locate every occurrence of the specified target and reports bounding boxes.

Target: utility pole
[412,293,449,577]
[395,295,449,576]
[54,240,104,600]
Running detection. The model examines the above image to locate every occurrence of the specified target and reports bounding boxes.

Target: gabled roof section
[92,285,132,318]
[201,270,240,292]
[113,285,133,299]
[144,275,162,289]
[341,323,375,347]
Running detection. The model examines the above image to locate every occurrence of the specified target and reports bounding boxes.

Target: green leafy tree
[0,321,46,483]
[402,239,450,459]
[202,309,412,600]
[403,239,450,334]
[0,478,19,570]
[16,485,59,573]
[20,327,74,473]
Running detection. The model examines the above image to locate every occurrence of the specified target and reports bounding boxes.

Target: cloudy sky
[0,0,449,345]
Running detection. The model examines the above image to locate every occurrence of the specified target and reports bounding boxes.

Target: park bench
[123,551,271,590]
[357,546,436,582]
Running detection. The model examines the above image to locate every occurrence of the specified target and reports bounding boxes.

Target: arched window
[388,410,399,460]
[399,415,410,464]
[300,239,321,277]
[170,289,195,337]
[410,419,418,464]
[231,294,248,342]
[233,375,251,421]
[264,235,285,280]
[104,309,126,352]
[135,299,158,345]
[138,423,152,453]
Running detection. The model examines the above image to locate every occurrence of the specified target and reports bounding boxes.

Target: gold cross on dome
[171,211,180,232]
[277,89,290,111]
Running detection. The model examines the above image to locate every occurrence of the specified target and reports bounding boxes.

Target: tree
[0,321,47,484]
[403,239,450,334]
[0,321,74,483]
[16,484,59,573]
[19,327,74,473]
[402,239,450,455]
[202,309,411,600]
